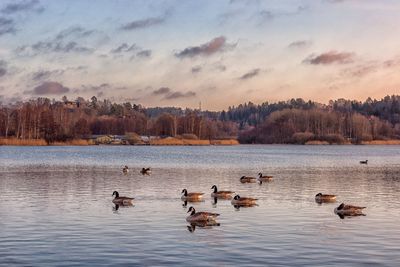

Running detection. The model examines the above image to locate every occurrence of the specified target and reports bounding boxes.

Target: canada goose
[258,172,273,180]
[360,160,368,164]
[240,176,257,183]
[122,166,129,174]
[334,203,366,216]
[181,189,204,201]
[211,185,234,198]
[231,195,258,206]
[112,191,134,205]
[186,206,220,223]
[140,167,151,175]
[315,193,337,203]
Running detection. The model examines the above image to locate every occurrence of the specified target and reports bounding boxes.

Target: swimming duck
[112,191,134,205]
[258,172,273,181]
[315,193,337,203]
[231,195,258,206]
[240,176,257,183]
[140,167,151,175]
[122,166,129,174]
[360,160,368,164]
[181,189,204,201]
[334,203,366,216]
[186,206,220,223]
[211,185,234,198]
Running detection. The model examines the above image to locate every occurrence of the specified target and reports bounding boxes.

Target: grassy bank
[0,138,92,146]
[0,138,48,146]
[3,137,397,146]
[361,140,400,145]
[305,139,400,145]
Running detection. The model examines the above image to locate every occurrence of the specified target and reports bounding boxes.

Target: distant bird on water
[231,195,258,206]
[112,191,134,205]
[334,203,366,216]
[240,176,257,183]
[211,185,234,198]
[258,172,273,181]
[122,165,129,174]
[315,193,336,203]
[186,206,220,223]
[140,167,151,175]
[181,189,204,201]
[360,160,368,165]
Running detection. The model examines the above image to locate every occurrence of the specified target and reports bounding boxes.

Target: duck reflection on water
[187,221,221,232]
[112,203,134,212]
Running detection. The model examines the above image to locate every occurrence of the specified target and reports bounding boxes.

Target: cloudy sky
[1,0,400,110]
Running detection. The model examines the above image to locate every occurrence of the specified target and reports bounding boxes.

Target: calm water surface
[1,145,400,266]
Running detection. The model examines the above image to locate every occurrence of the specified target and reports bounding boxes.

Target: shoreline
[0,138,240,146]
[0,137,400,146]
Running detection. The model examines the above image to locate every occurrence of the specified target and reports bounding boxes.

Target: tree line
[1,95,400,144]
[0,96,237,143]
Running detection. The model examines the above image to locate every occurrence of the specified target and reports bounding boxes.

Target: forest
[1,95,400,144]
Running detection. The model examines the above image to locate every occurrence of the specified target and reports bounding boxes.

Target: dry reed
[0,138,47,146]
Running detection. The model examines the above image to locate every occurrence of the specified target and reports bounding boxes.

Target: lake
[1,145,400,266]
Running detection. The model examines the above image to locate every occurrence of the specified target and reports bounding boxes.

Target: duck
[315,193,336,203]
[334,203,366,216]
[360,160,368,164]
[140,167,151,175]
[258,172,273,181]
[186,206,220,223]
[211,185,234,198]
[231,195,258,206]
[181,189,204,201]
[122,165,129,174]
[240,176,257,183]
[112,191,134,205]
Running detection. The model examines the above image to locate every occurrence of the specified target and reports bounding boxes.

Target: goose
[186,206,220,223]
[240,176,257,183]
[112,191,134,205]
[181,189,204,201]
[231,195,258,206]
[140,167,151,175]
[258,172,273,181]
[334,203,366,216]
[211,185,234,198]
[315,193,336,202]
[122,166,129,174]
[360,160,368,165]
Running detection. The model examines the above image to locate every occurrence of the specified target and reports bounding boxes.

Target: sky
[1,0,400,110]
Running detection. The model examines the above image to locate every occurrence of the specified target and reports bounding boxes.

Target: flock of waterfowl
[114,161,368,230]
